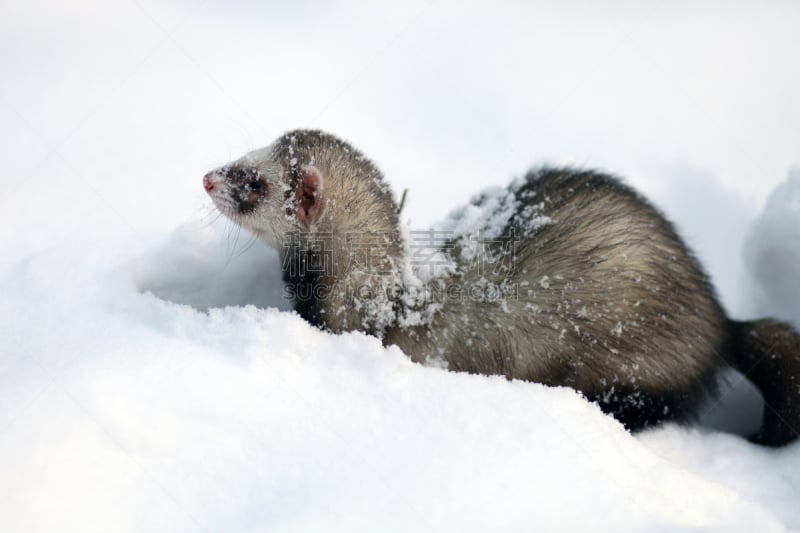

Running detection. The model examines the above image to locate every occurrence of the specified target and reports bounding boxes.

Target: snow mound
[744,168,800,326]
[132,221,291,313]
[0,223,798,532]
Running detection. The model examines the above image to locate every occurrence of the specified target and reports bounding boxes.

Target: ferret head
[203,130,364,246]
[203,129,399,249]
[203,130,405,335]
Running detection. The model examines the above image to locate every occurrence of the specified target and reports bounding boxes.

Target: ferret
[203,129,800,446]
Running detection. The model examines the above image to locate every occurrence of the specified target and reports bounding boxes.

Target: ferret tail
[728,319,800,446]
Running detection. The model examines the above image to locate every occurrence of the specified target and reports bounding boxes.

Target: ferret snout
[203,172,218,193]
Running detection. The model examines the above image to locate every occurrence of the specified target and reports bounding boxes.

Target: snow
[745,169,800,327]
[429,178,551,269]
[2,233,798,532]
[1,1,800,531]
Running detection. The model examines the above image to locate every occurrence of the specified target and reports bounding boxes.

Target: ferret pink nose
[203,173,216,192]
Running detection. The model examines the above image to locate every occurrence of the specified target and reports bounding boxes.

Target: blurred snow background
[1,1,799,531]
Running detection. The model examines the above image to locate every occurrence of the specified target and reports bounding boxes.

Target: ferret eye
[248,181,263,191]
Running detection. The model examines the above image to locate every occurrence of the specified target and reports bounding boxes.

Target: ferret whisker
[230,235,258,262]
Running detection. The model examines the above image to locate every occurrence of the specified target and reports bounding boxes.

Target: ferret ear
[294,165,326,226]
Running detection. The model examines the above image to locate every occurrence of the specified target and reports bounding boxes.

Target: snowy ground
[1,1,800,531]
